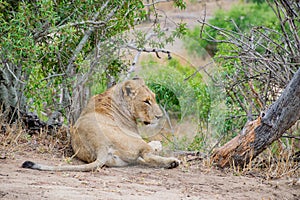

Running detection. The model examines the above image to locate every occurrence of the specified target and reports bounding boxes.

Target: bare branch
[144,0,172,7]
[198,0,300,116]
[184,61,214,81]
[41,73,65,81]
[125,44,172,78]
[55,20,106,30]
[5,63,25,84]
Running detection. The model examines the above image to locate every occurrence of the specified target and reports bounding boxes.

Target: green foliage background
[184,3,278,57]
[182,2,286,147]
[139,57,211,151]
[0,0,186,121]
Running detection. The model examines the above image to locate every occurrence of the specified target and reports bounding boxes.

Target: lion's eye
[144,99,151,105]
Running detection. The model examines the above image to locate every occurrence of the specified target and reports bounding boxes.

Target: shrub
[141,57,210,123]
[138,57,211,151]
[184,3,278,57]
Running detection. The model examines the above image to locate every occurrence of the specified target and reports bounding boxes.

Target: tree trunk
[212,67,300,168]
[0,60,63,134]
[0,61,26,121]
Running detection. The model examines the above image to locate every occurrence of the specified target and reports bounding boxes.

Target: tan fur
[22,78,180,171]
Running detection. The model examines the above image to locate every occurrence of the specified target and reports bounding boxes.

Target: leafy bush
[184,3,278,57]
[141,57,210,123]
[0,0,146,119]
[138,57,211,151]
[0,0,187,123]
[182,2,283,145]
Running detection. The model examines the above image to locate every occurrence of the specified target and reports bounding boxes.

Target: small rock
[0,152,6,159]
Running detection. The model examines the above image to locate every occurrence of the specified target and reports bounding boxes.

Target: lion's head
[122,78,163,126]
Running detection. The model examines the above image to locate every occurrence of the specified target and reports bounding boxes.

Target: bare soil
[1,1,300,200]
[1,151,299,200]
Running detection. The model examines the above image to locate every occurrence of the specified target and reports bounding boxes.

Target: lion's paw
[166,158,180,169]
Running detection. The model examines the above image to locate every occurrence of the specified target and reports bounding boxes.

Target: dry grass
[244,141,300,180]
[0,115,72,161]
[215,139,300,180]
[178,139,300,181]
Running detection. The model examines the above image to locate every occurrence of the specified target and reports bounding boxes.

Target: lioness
[22,78,180,171]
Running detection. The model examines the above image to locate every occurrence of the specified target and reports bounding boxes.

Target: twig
[127,45,172,59]
[56,20,106,30]
[42,73,65,81]
[5,63,25,84]
[199,3,206,39]
[160,105,178,150]
[208,134,225,156]
[144,0,171,7]
[184,61,213,81]
[281,135,300,140]
[124,44,172,79]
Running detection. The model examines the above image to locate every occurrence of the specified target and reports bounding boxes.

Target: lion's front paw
[166,158,180,169]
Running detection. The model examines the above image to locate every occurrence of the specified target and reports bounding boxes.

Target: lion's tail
[21,158,105,172]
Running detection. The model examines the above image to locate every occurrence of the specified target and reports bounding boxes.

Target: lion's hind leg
[105,154,129,167]
[103,148,129,167]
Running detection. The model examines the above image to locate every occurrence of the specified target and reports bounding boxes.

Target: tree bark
[0,60,63,133]
[0,61,26,121]
[212,67,300,168]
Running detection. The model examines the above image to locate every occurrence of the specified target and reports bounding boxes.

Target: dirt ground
[1,151,299,200]
[1,1,300,200]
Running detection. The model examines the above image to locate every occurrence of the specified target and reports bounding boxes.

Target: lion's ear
[122,78,145,98]
[122,81,136,98]
[132,77,145,85]
[125,85,133,97]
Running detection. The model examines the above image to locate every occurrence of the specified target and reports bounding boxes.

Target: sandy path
[1,153,299,200]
